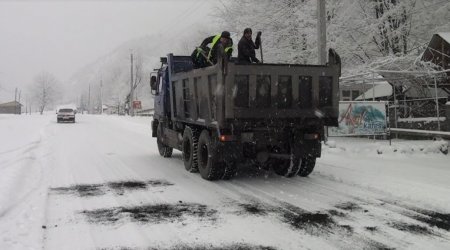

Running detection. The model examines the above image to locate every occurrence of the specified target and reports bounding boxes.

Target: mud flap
[151,120,158,137]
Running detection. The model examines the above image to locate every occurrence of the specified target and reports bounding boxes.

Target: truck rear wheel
[197,130,224,180]
[298,156,316,177]
[157,123,173,158]
[182,126,199,172]
[273,147,301,177]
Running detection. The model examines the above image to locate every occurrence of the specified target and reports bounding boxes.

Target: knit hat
[243,28,252,35]
[221,31,231,39]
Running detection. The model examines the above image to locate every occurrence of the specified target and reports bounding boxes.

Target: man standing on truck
[237,28,261,63]
[191,31,233,68]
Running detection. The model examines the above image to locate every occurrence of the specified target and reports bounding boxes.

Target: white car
[57,108,76,123]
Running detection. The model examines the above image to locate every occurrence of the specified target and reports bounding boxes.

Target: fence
[340,69,450,132]
[135,108,154,117]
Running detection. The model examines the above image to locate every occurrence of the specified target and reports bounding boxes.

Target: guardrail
[135,109,154,117]
[390,128,450,139]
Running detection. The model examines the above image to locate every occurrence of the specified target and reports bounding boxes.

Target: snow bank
[324,137,449,155]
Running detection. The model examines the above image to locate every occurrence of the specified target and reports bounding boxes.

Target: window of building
[342,90,351,101]
[352,90,360,100]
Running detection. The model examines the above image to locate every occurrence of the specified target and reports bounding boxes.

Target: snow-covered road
[1,114,449,250]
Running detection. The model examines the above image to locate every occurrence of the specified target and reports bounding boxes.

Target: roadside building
[422,32,450,93]
[0,101,22,114]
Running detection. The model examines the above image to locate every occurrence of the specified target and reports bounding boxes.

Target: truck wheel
[222,161,237,180]
[182,126,199,172]
[298,156,316,177]
[157,123,173,158]
[273,149,301,177]
[197,130,224,180]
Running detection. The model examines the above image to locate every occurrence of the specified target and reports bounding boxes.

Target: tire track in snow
[44,116,189,249]
[215,168,450,249]
[0,118,54,250]
[40,116,450,250]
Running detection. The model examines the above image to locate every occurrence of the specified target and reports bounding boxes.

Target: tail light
[219,135,236,142]
[304,133,320,140]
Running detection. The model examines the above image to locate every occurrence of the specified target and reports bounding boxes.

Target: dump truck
[150,48,341,180]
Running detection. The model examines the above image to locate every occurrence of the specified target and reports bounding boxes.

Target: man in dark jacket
[191,31,233,69]
[238,28,261,63]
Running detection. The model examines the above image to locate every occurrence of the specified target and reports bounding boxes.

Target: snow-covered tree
[30,71,59,114]
[216,0,450,74]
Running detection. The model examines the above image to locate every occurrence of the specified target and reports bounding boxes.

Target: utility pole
[130,52,134,116]
[18,90,21,115]
[317,0,327,65]
[100,78,103,115]
[117,97,120,115]
[88,84,91,114]
[14,87,17,114]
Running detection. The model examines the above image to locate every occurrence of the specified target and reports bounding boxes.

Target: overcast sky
[0,0,217,99]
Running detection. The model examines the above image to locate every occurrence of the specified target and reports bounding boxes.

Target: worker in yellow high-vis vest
[191,31,233,69]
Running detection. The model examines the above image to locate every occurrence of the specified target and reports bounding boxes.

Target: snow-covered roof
[438,32,450,43]
[355,82,392,100]
[404,86,448,98]
[0,101,22,107]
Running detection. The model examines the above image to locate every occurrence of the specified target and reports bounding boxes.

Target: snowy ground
[0,113,449,250]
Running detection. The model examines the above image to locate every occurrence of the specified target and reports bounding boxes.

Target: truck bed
[167,55,340,129]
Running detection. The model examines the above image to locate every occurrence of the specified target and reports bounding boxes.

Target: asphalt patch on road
[390,222,434,236]
[327,209,347,218]
[335,202,363,211]
[101,244,277,250]
[378,199,450,232]
[149,244,277,250]
[339,225,354,234]
[229,200,396,249]
[234,201,353,235]
[279,203,336,232]
[364,226,378,232]
[236,202,269,216]
[410,210,450,232]
[364,240,395,250]
[81,203,217,225]
[50,184,105,197]
[50,179,173,197]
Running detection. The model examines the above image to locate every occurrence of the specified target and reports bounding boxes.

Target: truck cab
[152,56,194,124]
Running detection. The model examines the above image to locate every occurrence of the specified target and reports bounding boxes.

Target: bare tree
[130,52,145,102]
[31,71,58,114]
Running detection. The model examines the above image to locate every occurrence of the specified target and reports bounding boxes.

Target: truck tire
[182,126,199,172]
[157,123,173,158]
[298,156,316,177]
[273,147,301,177]
[197,130,224,180]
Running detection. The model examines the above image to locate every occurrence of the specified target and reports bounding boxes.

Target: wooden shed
[0,101,22,114]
